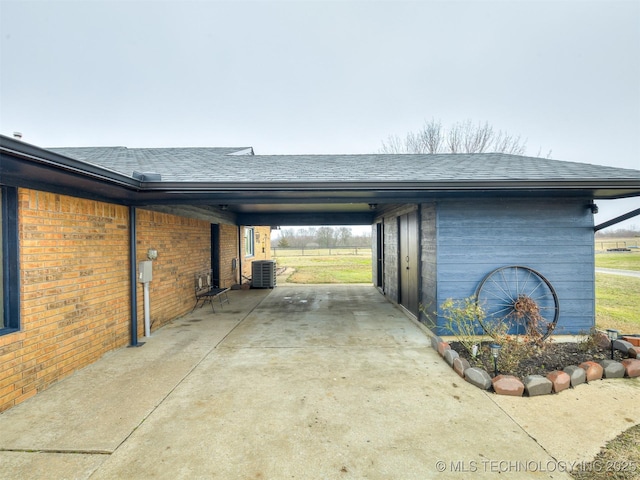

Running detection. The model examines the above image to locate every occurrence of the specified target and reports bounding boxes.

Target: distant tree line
[274,226,372,248]
[595,226,639,238]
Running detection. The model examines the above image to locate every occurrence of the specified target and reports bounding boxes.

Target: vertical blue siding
[433,197,595,336]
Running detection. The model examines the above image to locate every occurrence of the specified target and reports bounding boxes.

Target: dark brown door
[399,211,419,315]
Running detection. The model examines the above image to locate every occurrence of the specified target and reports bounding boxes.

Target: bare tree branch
[380,119,541,156]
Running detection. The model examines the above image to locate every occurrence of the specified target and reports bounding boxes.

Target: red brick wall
[0,191,271,413]
[135,209,211,334]
[0,189,130,412]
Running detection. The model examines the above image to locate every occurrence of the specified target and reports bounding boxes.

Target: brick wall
[0,191,272,412]
[0,189,130,412]
[135,209,211,334]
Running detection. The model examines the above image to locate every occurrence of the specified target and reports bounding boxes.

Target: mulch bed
[449,340,626,379]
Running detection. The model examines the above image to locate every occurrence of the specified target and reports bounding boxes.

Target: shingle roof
[49,146,254,180]
[49,147,640,184]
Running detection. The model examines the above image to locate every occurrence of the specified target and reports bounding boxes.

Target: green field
[275,255,372,284]
[594,250,640,332]
[595,250,640,271]
[595,273,640,332]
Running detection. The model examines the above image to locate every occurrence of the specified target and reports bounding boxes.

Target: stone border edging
[429,335,640,397]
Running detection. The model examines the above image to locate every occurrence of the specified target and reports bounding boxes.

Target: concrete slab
[91,346,560,479]
[4,285,635,478]
[0,289,270,453]
[0,451,106,480]
[489,377,640,463]
[221,285,430,348]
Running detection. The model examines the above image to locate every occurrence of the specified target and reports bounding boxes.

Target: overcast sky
[1,0,639,229]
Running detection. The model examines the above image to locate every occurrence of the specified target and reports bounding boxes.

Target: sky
[1,0,639,230]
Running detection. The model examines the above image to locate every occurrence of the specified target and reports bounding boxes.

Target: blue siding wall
[434,197,595,336]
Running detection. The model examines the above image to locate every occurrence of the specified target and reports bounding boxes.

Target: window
[244,227,255,257]
[1,186,19,335]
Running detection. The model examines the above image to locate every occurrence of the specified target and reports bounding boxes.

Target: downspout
[129,206,140,347]
[238,225,243,286]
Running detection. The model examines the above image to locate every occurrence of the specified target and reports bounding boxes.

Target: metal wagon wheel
[475,265,559,341]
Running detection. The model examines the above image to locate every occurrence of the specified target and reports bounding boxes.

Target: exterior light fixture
[147,249,158,261]
[369,203,378,211]
[489,343,502,376]
[606,329,619,359]
[587,203,599,214]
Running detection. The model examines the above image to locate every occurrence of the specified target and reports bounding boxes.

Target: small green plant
[576,327,600,353]
[494,335,531,374]
[439,297,485,358]
[437,295,558,376]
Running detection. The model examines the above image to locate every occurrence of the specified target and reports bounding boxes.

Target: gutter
[0,136,142,189]
[135,179,640,193]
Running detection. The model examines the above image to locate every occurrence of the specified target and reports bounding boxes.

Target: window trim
[244,226,255,258]
[1,186,20,335]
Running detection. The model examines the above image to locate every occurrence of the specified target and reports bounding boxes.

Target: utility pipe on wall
[143,281,151,337]
[129,206,139,347]
[137,260,153,338]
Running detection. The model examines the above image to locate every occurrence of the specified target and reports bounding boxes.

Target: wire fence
[596,241,640,251]
[271,247,372,257]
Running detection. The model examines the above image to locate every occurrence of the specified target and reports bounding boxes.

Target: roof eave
[0,135,141,189]
[136,179,640,196]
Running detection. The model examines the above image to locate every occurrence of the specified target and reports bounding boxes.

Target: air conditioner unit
[252,260,276,288]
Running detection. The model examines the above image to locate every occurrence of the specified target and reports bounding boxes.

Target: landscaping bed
[432,331,640,398]
[449,339,626,379]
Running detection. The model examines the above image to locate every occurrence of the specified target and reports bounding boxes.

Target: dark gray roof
[49,146,254,179]
[49,147,640,184]
[3,135,639,227]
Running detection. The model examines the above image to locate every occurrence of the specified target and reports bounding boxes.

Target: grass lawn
[595,250,640,271]
[595,251,640,332]
[571,424,640,480]
[275,255,372,284]
[595,273,640,333]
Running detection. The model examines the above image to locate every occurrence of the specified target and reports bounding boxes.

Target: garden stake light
[606,329,620,359]
[489,343,502,376]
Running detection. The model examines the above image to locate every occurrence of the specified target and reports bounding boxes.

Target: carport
[2,134,640,415]
[3,284,638,479]
[25,140,640,333]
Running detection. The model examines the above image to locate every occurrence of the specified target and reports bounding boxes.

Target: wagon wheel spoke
[475,266,559,341]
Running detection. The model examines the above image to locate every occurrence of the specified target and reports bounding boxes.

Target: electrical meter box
[138,261,153,283]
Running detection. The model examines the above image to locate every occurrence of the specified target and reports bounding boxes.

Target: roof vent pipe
[13,132,22,140]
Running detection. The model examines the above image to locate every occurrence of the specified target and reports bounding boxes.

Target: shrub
[439,297,485,359]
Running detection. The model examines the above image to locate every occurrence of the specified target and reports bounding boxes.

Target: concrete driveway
[1,285,638,479]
